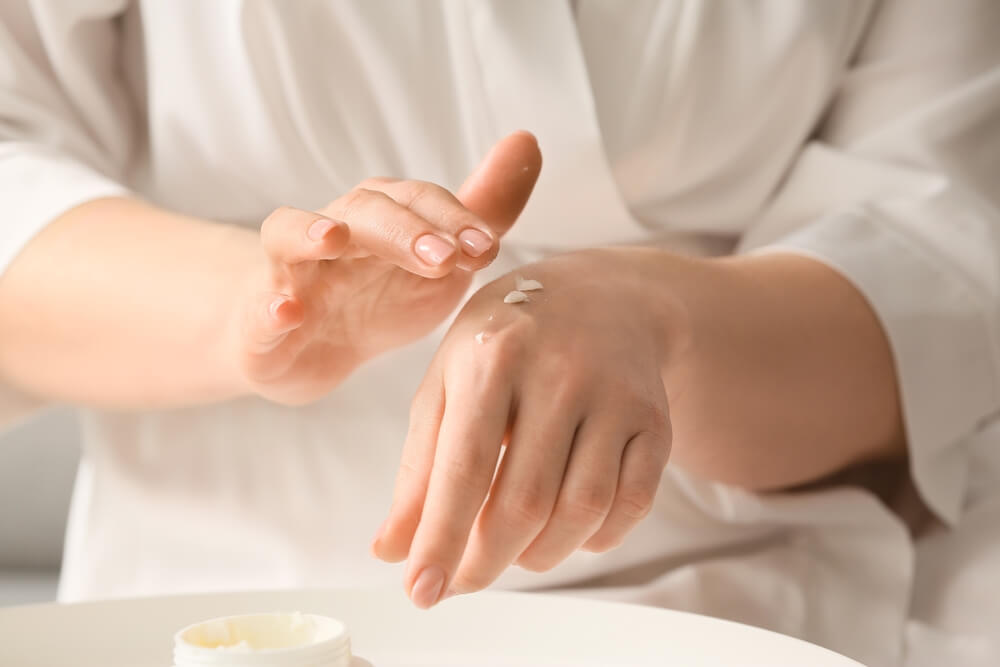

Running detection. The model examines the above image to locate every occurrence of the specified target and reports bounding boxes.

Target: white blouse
[2,2,999,666]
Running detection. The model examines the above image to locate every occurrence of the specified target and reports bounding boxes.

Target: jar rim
[173,612,351,666]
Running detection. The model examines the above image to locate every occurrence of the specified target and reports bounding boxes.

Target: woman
[1,2,998,666]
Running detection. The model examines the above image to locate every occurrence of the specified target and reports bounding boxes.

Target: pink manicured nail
[410,565,446,609]
[414,235,456,266]
[458,228,492,257]
[307,218,336,241]
[269,296,291,320]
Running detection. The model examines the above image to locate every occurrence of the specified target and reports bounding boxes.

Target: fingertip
[510,129,537,143]
[327,220,351,257]
[269,295,304,329]
[306,218,336,241]
[244,293,304,356]
[505,129,542,171]
[457,227,494,259]
[499,130,539,156]
[372,533,412,563]
[370,512,415,562]
[408,564,447,610]
[310,218,350,258]
[414,234,459,276]
[369,536,385,560]
[457,130,542,238]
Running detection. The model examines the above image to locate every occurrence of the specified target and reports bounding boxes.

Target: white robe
[1,2,999,665]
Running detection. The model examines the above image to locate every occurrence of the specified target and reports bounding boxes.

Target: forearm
[0,197,256,409]
[642,249,904,490]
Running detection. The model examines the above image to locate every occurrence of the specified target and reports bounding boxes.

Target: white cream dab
[515,276,544,292]
[475,331,492,344]
[504,290,528,303]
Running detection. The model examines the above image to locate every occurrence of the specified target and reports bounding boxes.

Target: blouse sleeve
[740,0,1000,524]
[0,0,133,426]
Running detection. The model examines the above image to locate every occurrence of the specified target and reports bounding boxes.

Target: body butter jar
[173,612,352,667]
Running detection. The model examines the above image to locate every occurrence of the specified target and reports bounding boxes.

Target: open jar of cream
[173,612,352,667]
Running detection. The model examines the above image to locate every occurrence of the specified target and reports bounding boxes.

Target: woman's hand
[372,248,680,608]
[371,246,906,610]
[0,132,538,410]
[228,131,542,405]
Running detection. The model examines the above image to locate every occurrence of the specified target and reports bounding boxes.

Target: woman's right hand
[228,131,542,405]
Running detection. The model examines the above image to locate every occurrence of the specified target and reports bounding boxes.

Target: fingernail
[414,235,456,266]
[370,518,389,556]
[373,517,389,542]
[410,565,446,609]
[269,296,291,320]
[458,228,492,257]
[307,218,336,241]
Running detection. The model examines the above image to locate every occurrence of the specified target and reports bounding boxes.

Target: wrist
[210,223,267,401]
[605,247,697,387]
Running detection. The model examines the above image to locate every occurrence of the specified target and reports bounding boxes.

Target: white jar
[173,612,352,667]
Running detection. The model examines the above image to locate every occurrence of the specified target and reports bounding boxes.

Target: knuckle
[560,486,614,526]
[633,422,671,472]
[501,489,551,529]
[489,321,533,360]
[618,482,657,520]
[395,457,425,490]
[628,394,670,437]
[489,330,522,362]
[463,343,516,389]
[644,405,671,440]
[260,206,293,235]
[533,360,586,410]
[548,376,585,414]
[406,182,436,209]
[440,451,494,494]
[337,187,375,219]
[409,179,451,200]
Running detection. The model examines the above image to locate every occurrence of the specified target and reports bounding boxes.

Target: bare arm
[0,197,258,407]
[654,250,904,490]
[0,132,543,410]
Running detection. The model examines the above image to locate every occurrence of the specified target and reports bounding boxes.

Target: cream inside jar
[174,612,352,666]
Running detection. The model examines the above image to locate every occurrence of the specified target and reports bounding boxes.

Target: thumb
[457,130,542,239]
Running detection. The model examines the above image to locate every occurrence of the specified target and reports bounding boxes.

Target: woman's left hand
[372,248,680,608]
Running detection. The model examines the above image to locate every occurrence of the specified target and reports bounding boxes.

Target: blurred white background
[0,409,78,606]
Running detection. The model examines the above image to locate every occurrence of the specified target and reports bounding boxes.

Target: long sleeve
[740,0,1000,525]
[0,0,133,425]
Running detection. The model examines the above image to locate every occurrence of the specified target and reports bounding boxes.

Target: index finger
[363,178,499,272]
[401,359,513,609]
[457,130,542,239]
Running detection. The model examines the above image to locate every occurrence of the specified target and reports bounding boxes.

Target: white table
[0,588,867,666]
